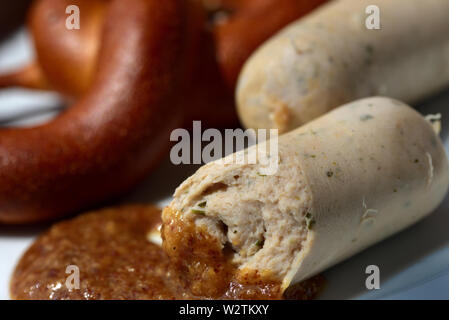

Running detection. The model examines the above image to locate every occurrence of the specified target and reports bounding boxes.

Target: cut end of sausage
[162,151,313,289]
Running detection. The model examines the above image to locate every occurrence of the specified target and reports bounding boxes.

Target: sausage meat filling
[162,155,317,299]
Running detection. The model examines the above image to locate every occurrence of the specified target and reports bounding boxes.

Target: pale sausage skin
[237,0,449,133]
[162,97,449,291]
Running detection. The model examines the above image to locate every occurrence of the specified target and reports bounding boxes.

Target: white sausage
[163,97,449,289]
[237,0,449,133]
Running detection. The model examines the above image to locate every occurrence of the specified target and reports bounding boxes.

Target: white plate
[1,29,449,300]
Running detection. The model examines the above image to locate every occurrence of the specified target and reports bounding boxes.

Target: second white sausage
[237,0,449,133]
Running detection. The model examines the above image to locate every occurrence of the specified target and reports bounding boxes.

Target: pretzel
[0,0,326,223]
[0,0,200,223]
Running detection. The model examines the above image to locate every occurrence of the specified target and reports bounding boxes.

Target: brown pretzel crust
[0,0,198,223]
